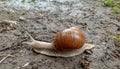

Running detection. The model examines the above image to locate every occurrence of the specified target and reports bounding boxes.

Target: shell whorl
[54,27,85,51]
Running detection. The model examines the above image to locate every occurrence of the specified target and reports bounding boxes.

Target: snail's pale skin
[23,27,94,57]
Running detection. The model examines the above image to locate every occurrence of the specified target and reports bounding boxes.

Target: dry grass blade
[0,54,12,64]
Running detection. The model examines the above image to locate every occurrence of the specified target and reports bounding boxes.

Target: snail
[23,27,94,57]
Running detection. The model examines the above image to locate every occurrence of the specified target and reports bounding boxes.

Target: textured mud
[0,0,120,69]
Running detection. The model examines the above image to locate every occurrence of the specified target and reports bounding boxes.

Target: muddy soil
[0,0,120,69]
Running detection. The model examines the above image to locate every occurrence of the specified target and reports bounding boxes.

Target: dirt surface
[0,0,120,69]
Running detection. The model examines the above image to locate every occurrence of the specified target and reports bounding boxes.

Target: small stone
[14,31,21,36]
[19,16,26,21]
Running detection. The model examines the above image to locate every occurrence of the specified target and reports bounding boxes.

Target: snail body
[24,27,94,57]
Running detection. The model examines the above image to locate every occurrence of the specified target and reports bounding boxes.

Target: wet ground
[0,0,120,69]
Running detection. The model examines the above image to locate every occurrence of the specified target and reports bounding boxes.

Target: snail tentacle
[22,31,36,45]
[23,32,54,50]
[25,31,35,41]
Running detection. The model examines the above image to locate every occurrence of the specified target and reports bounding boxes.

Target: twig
[0,54,11,64]
[0,20,17,25]
[22,62,29,67]
[113,22,120,28]
[0,47,11,52]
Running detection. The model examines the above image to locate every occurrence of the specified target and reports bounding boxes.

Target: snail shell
[54,27,85,51]
[23,27,94,57]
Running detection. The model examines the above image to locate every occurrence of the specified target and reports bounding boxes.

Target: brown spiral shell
[53,27,85,51]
